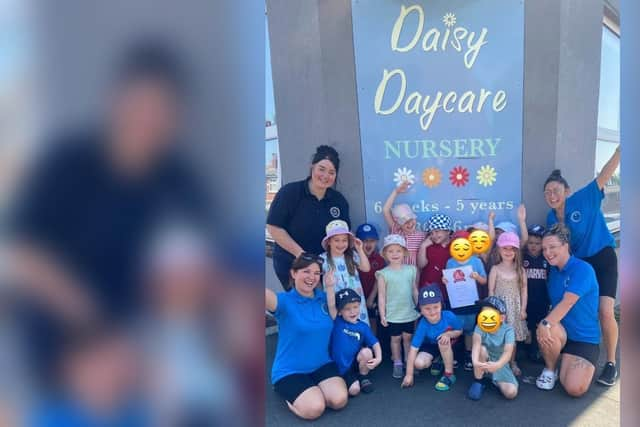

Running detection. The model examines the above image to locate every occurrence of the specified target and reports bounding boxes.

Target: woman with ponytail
[267,145,351,290]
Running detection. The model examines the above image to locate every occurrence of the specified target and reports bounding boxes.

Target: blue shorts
[456,313,477,336]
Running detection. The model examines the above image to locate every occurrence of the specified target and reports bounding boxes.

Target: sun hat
[321,219,353,250]
[495,221,517,234]
[496,231,520,248]
[355,223,379,241]
[382,234,407,251]
[427,213,452,232]
[391,204,417,225]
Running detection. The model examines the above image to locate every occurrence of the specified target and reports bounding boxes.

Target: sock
[394,359,403,365]
[444,371,453,377]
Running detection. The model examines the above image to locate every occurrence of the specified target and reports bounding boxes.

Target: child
[376,234,420,379]
[382,181,427,266]
[418,213,452,290]
[355,223,386,336]
[487,206,529,271]
[468,296,519,401]
[320,219,371,325]
[401,285,463,391]
[488,232,528,376]
[522,224,550,362]
[325,285,382,396]
[442,230,487,371]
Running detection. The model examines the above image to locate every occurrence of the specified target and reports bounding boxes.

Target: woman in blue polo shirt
[535,224,600,397]
[543,146,620,386]
[266,254,348,420]
[267,145,350,290]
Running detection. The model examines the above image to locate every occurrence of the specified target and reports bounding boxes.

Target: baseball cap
[335,288,361,310]
[527,224,545,238]
[355,223,379,241]
[418,285,442,306]
[477,296,507,314]
[496,231,520,248]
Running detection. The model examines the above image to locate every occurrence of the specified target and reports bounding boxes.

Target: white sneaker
[536,368,557,390]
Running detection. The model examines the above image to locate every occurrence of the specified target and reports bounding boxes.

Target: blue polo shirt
[330,317,379,374]
[547,179,615,258]
[267,178,350,263]
[547,256,600,344]
[270,288,334,384]
[411,310,463,348]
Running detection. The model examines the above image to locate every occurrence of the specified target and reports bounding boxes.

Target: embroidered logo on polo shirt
[523,260,530,268]
[564,276,570,289]
[330,207,341,218]
[570,210,582,223]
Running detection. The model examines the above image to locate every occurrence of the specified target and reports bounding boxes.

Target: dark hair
[114,39,188,96]
[544,169,569,190]
[543,223,571,244]
[311,145,340,172]
[289,253,323,285]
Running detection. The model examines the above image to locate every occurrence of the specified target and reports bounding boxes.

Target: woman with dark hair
[267,145,350,290]
[266,254,348,420]
[535,224,600,397]
[543,146,620,386]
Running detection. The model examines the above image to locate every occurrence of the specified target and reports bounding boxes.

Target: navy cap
[527,224,546,238]
[477,296,507,315]
[418,285,442,306]
[355,223,379,241]
[335,288,361,310]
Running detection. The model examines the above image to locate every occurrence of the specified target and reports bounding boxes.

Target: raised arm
[267,224,304,258]
[266,288,278,312]
[354,238,371,272]
[382,181,410,229]
[596,145,621,190]
[488,211,496,242]
[517,204,529,248]
[324,268,338,319]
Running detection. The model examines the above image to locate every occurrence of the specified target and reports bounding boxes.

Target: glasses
[299,252,323,265]
[543,188,564,197]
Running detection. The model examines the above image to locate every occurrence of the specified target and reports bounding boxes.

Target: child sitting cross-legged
[326,272,383,396]
[400,285,463,391]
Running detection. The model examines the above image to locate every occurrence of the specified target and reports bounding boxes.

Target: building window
[596,23,620,232]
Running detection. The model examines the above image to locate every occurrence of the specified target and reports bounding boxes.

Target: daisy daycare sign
[352,0,524,231]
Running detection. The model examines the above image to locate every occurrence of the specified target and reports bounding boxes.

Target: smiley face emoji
[469,230,492,254]
[477,307,502,333]
[450,237,473,262]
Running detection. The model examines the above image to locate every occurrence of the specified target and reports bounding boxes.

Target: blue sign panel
[351,0,524,233]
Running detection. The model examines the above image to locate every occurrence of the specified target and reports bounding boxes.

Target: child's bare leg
[357,348,374,375]
[439,341,455,374]
[473,346,489,380]
[390,335,402,362]
[414,352,434,371]
[402,333,412,363]
[497,382,518,399]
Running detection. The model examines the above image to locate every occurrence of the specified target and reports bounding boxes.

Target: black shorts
[273,362,340,403]
[582,246,618,298]
[562,339,600,368]
[341,361,360,388]
[526,304,550,330]
[387,321,415,336]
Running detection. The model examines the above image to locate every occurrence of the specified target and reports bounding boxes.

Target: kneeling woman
[535,224,600,397]
[266,254,348,420]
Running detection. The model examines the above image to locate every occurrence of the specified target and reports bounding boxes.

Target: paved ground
[265,258,621,426]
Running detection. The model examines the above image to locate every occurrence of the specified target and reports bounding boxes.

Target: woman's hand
[537,323,554,348]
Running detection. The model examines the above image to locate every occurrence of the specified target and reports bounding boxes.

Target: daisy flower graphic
[476,165,497,187]
[422,167,442,188]
[443,13,456,28]
[393,167,415,186]
[449,166,469,187]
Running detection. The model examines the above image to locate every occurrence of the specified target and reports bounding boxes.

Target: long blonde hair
[496,246,526,290]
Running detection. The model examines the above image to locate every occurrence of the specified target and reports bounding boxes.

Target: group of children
[316,183,551,401]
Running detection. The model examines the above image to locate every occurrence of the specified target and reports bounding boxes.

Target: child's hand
[396,180,411,193]
[484,361,500,373]
[380,316,388,327]
[437,333,451,346]
[401,375,414,388]
[420,235,433,248]
[520,309,527,321]
[470,272,480,280]
[367,357,382,369]
[366,298,376,309]
[517,204,526,222]
[353,237,364,252]
[488,211,496,222]
[442,277,448,285]
[324,268,336,289]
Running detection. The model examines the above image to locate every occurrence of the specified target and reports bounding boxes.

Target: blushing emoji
[450,237,473,262]
[477,307,502,333]
[469,230,492,254]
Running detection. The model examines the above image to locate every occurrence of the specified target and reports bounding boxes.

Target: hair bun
[312,145,340,171]
[550,169,562,177]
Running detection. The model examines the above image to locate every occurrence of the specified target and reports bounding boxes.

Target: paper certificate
[443,265,479,309]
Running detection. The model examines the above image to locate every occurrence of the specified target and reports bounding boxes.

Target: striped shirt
[391,223,426,267]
